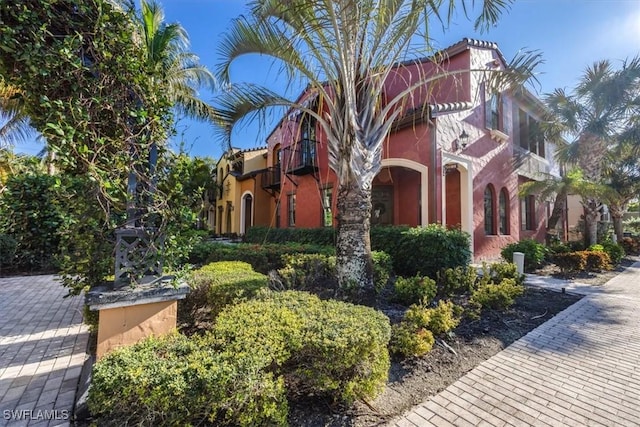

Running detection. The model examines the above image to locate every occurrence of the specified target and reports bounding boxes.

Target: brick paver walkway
[0,276,89,427]
[390,261,640,427]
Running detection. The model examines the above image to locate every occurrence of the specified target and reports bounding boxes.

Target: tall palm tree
[601,142,640,242]
[214,0,537,291]
[544,58,640,245]
[137,0,217,121]
[0,81,36,148]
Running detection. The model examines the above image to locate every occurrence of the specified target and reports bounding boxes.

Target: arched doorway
[241,192,253,234]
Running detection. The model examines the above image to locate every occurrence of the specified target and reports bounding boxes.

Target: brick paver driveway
[390,261,640,427]
[0,275,88,427]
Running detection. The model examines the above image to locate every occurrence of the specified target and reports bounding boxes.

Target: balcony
[261,166,281,191]
[284,139,318,175]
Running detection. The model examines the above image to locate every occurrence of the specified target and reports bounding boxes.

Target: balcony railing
[261,166,281,191]
[284,139,318,175]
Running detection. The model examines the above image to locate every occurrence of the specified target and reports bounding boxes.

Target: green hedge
[245,226,336,246]
[189,242,334,273]
[88,333,287,426]
[213,291,391,404]
[393,225,471,278]
[0,234,17,270]
[500,239,546,272]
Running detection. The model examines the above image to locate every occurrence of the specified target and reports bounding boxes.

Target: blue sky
[15,0,640,159]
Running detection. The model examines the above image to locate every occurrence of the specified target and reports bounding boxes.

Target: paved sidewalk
[0,276,89,427]
[390,261,640,427]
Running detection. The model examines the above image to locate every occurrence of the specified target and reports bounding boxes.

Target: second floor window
[518,109,545,157]
[486,93,502,131]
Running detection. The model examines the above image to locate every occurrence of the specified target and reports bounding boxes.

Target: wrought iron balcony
[284,138,318,175]
[261,166,281,191]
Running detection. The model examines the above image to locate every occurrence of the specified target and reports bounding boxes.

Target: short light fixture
[459,129,469,148]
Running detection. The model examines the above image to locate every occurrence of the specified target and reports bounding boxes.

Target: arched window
[499,188,509,235]
[484,185,495,235]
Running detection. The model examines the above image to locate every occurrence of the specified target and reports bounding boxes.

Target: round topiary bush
[500,239,546,272]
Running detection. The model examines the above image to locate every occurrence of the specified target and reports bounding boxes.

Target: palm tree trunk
[583,201,599,246]
[546,190,566,244]
[335,181,374,293]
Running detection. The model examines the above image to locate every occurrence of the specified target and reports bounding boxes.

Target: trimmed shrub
[393,225,471,278]
[372,250,393,293]
[179,261,268,331]
[584,250,611,272]
[621,236,640,255]
[404,300,460,336]
[212,291,391,404]
[546,242,572,257]
[393,275,437,305]
[195,242,334,273]
[276,253,337,290]
[551,252,587,275]
[601,241,625,265]
[370,226,410,256]
[245,226,335,246]
[389,323,434,357]
[436,266,477,297]
[486,262,524,286]
[500,239,546,272]
[470,278,524,311]
[88,333,287,426]
[587,244,605,252]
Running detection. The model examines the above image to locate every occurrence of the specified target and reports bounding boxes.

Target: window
[486,93,502,130]
[521,195,535,231]
[484,185,496,235]
[518,109,545,157]
[321,187,333,227]
[499,188,509,235]
[287,193,296,227]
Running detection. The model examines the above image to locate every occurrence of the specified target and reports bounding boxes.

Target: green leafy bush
[587,244,605,252]
[500,239,546,272]
[546,242,572,257]
[389,323,434,357]
[88,333,287,427]
[393,275,437,305]
[485,262,524,286]
[404,300,460,335]
[470,278,524,311]
[213,291,391,404]
[179,261,267,331]
[601,241,625,265]
[370,226,410,256]
[276,253,337,290]
[0,174,64,271]
[436,266,477,297]
[0,234,17,270]
[372,250,393,293]
[393,225,471,278]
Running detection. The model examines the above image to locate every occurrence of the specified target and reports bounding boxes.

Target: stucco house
[260,38,559,261]
[215,146,272,235]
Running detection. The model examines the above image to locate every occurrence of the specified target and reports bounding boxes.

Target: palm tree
[0,81,36,148]
[601,142,640,242]
[214,0,538,291]
[520,169,592,243]
[544,58,640,245]
[137,0,217,121]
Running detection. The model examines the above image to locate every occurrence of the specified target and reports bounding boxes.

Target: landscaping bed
[532,255,640,286]
[287,286,581,426]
